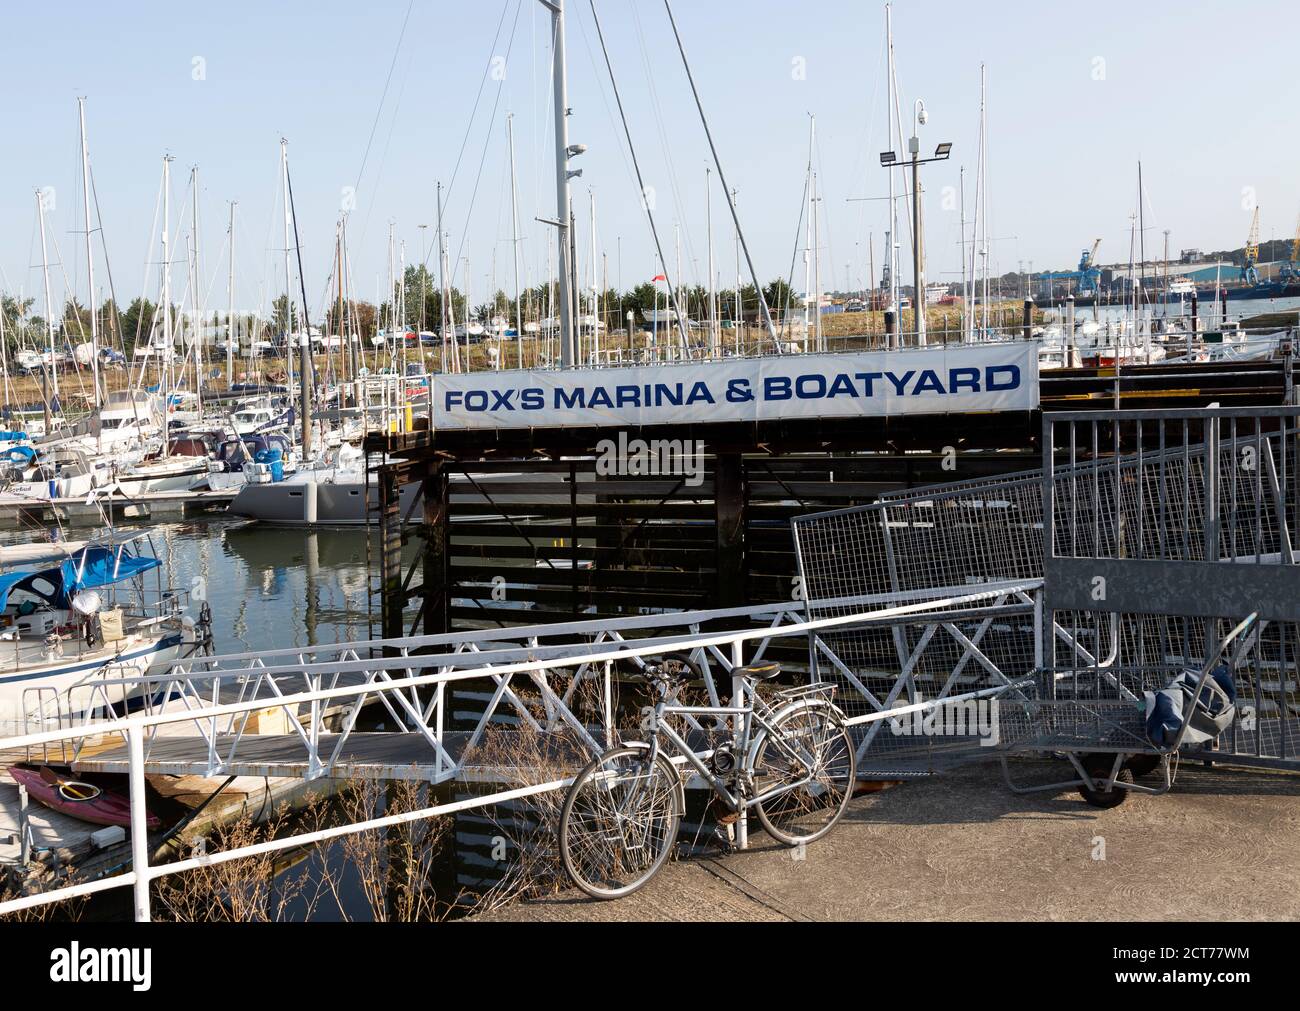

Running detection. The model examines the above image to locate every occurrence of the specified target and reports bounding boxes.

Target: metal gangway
[0,579,1042,920]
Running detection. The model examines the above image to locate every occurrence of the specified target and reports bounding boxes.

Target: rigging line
[629,0,699,288]
[814,140,836,294]
[781,163,811,343]
[359,35,420,251]
[588,0,691,354]
[127,172,165,390]
[571,6,640,212]
[661,0,779,351]
[352,0,416,201]
[87,163,125,355]
[450,0,524,278]
[44,225,90,404]
[434,0,514,254]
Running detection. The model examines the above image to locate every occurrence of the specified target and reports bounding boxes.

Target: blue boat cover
[0,546,161,611]
[0,572,29,613]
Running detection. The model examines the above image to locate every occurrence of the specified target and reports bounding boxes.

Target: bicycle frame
[640,682,839,814]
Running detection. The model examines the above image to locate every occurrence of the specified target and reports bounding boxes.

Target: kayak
[7,764,162,830]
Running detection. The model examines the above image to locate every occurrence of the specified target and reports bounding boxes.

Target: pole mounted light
[878,98,951,346]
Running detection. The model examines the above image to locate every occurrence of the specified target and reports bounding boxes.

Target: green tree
[120,297,158,348]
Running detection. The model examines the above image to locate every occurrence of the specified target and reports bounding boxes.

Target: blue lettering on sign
[441,359,1024,419]
[796,375,826,399]
[686,381,715,405]
[949,368,980,393]
[912,369,945,395]
[765,376,792,400]
[986,365,1020,391]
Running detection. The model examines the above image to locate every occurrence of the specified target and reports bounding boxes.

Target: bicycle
[558,655,857,900]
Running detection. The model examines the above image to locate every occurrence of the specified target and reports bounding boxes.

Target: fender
[614,739,689,815]
[744,696,847,772]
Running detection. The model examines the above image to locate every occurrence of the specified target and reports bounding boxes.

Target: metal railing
[0,584,1037,920]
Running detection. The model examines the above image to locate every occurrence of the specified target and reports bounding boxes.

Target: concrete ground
[477,758,1300,922]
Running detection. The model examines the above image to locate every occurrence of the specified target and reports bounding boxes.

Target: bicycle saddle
[735,661,781,681]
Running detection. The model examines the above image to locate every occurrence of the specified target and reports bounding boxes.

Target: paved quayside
[476,760,1300,922]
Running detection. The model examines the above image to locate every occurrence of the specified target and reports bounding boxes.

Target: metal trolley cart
[999,613,1258,808]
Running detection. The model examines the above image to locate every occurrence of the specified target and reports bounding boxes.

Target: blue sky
[0,0,1295,319]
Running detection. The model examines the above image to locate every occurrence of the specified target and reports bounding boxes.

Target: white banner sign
[433,344,1038,431]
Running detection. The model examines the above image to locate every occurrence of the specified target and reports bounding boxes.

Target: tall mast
[280,139,295,400]
[812,171,823,352]
[436,182,450,372]
[283,142,314,457]
[546,0,576,368]
[190,165,203,421]
[885,4,899,325]
[706,165,717,357]
[1137,161,1146,313]
[733,187,742,353]
[387,221,396,366]
[162,156,174,400]
[980,64,989,334]
[78,98,101,407]
[507,114,523,368]
[227,201,236,389]
[803,117,813,351]
[589,188,597,361]
[36,190,59,418]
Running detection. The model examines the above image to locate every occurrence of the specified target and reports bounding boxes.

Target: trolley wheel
[1123,754,1162,778]
[1077,754,1133,809]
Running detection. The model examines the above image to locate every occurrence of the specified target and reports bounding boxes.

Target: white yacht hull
[0,631,190,733]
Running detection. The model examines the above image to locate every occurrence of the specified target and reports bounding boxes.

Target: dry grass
[0,868,89,923]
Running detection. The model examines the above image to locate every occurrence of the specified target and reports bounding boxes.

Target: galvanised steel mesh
[792,474,1046,772]
[794,410,1300,771]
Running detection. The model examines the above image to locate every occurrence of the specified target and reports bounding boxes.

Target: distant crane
[1036,238,1102,298]
[1078,239,1102,295]
[1241,207,1261,285]
[1279,213,1300,283]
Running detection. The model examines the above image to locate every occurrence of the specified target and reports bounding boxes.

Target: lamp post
[881,109,950,347]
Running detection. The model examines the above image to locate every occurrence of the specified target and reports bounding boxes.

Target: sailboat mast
[590,188,597,360]
[280,140,295,399]
[78,98,101,408]
[979,64,989,335]
[706,165,717,357]
[885,4,899,327]
[813,171,823,353]
[959,166,968,340]
[162,156,174,401]
[283,144,314,457]
[227,201,236,390]
[36,190,59,424]
[547,0,576,368]
[803,117,813,351]
[190,165,203,422]
[507,114,523,369]
[733,187,741,354]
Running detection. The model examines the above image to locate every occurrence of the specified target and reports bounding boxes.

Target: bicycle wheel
[559,746,681,900]
[753,703,856,846]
